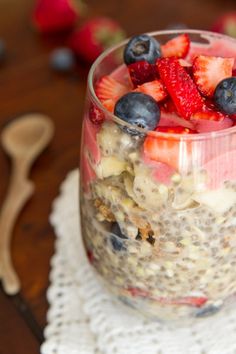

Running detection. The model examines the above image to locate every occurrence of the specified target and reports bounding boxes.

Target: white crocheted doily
[41,169,236,354]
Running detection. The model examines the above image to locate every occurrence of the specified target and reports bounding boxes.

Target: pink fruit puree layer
[80,33,236,322]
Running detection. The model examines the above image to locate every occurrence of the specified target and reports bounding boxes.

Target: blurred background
[0,0,236,353]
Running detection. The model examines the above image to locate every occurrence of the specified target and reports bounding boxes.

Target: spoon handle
[0,164,34,295]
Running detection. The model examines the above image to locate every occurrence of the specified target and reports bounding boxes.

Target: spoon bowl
[1,113,54,163]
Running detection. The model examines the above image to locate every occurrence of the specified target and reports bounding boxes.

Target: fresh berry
[89,104,105,125]
[196,304,221,317]
[166,296,207,307]
[193,55,234,97]
[134,80,167,102]
[68,17,125,64]
[0,39,6,63]
[50,48,76,72]
[114,92,160,135]
[214,77,236,114]
[191,109,226,122]
[95,75,130,113]
[110,223,128,251]
[157,57,204,119]
[211,12,236,37]
[128,60,156,87]
[126,288,207,307]
[161,33,190,58]
[124,34,161,65]
[32,0,80,33]
[144,125,196,169]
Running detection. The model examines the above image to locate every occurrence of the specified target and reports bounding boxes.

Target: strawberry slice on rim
[95,75,130,112]
[161,33,190,58]
[134,79,168,102]
[193,55,234,97]
[157,57,204,119]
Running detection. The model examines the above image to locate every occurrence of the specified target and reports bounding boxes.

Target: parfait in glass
[80,29,236,322]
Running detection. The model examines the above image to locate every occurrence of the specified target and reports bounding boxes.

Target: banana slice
[94,156,127,179]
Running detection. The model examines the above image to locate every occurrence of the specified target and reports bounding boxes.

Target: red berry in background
[32,0,80,33]
[68,17,126,64]
[211,12,236,37]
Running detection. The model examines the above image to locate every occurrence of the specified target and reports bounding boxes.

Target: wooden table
[0,0,235,353]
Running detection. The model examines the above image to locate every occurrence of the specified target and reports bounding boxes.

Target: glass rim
[88,29,236,141]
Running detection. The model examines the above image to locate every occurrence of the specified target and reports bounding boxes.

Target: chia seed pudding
[80,30,236,321]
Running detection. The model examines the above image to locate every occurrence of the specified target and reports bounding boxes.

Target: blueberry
[110,223,128,251]
[50,48,76,72]
[214,77,236,114]
[195,304,221,318]
[124,34,161,65]
[114,92,160,135]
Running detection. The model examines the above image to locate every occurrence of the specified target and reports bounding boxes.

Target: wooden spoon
[0,113,54,295]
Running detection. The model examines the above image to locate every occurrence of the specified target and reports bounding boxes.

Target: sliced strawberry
[160,99,196,129]
[156,126,197,134]
[128,60,156,87]
[157,57,204,119]
[126,287,207,307]
[95,75,130,112]
[89,103,105,125]
[193,55,234,97]
[161,33,190,58]
[101,99,116,113]
[144,125,196,170]
[134,80,167,102]
[161,98,177,113]
[191,110,226,122]
[163,296,208,307]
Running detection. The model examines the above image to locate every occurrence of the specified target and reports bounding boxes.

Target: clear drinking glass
[80,29,236,323]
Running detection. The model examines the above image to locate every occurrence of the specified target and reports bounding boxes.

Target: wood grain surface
[0,0,235,353]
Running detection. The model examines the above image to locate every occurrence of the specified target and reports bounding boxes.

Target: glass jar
[80,29,236,322]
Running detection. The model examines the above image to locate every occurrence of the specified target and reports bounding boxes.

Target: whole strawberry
[68,17,125,64]
[32,0,81,33]
[211,12,236,38]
